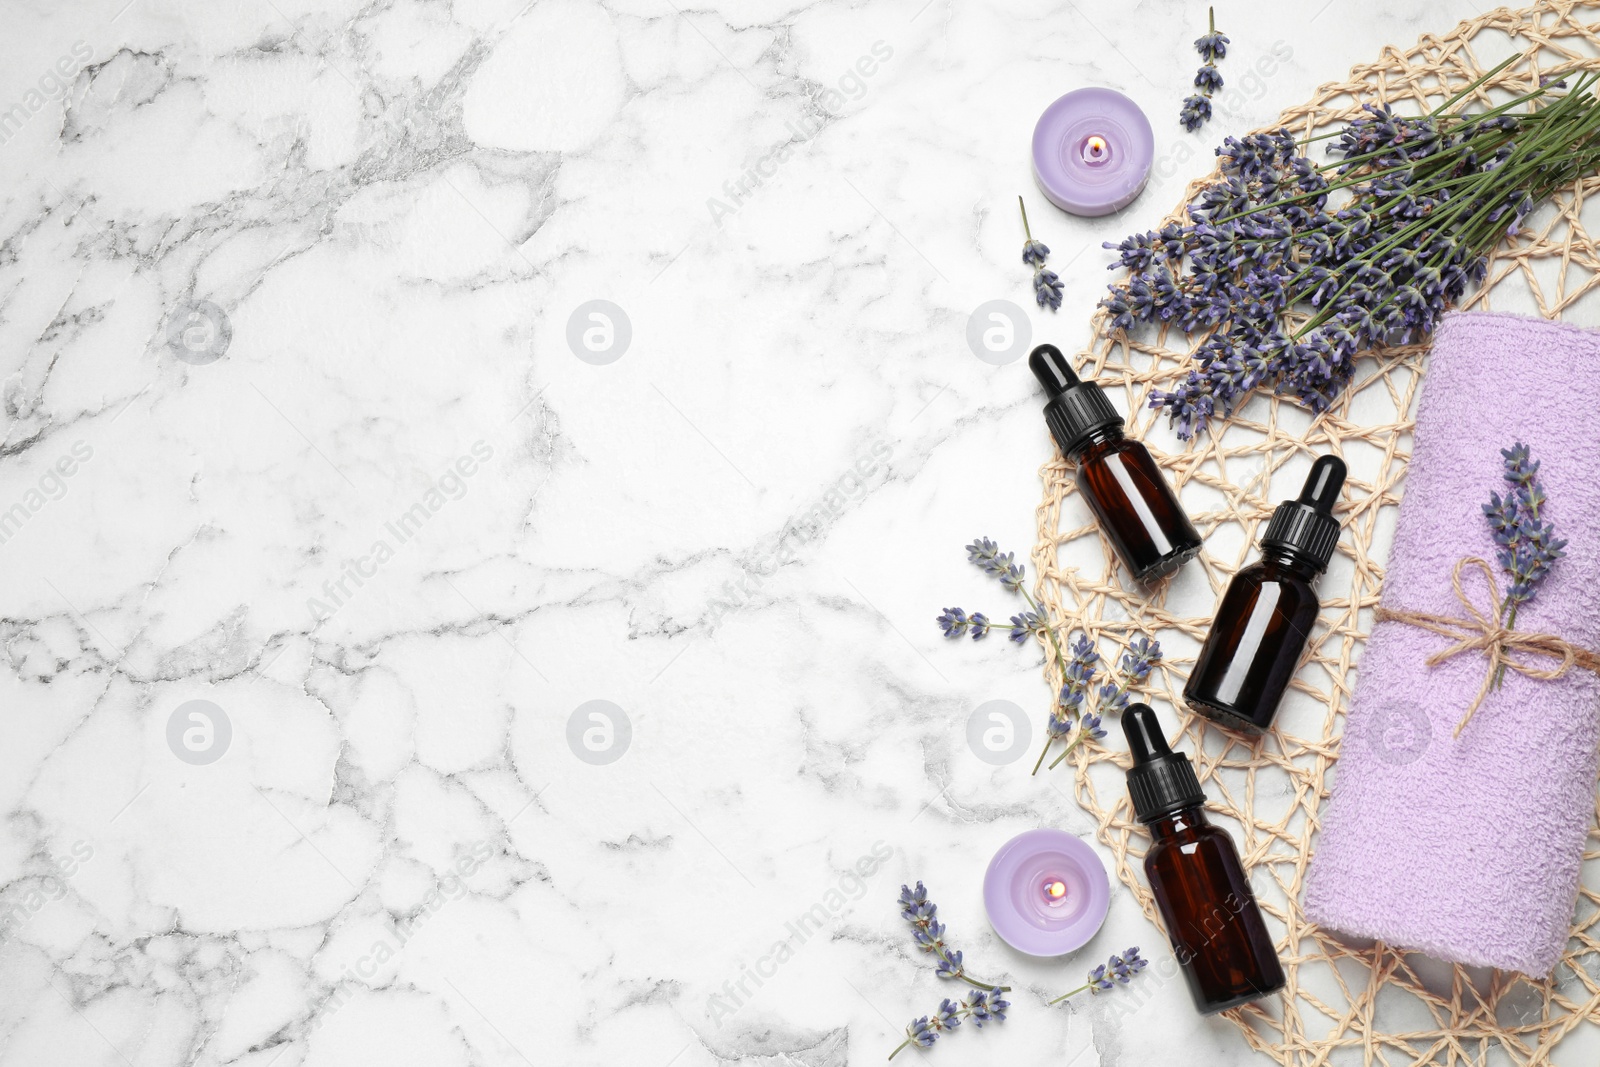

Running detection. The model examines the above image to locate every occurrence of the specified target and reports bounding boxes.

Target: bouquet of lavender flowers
[1101,60,1600,438]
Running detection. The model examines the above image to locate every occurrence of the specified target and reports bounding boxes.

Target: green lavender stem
[1493,601,1520,690]
[1044,730,1089,772]
[1046,982,1094,1005]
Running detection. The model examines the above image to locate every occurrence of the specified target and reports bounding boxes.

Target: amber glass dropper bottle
[1184,454,1347,734]
[1029,344,1201,582]
[1123,702,1286,1014]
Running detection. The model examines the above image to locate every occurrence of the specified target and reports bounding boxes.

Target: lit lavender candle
[1031,87,1154,217]
[983,828,1111,957]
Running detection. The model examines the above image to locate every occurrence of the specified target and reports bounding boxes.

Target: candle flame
[1079,134,1112,166]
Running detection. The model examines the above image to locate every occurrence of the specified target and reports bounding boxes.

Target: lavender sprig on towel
[1485,442,1566,612]
[1484,442,1566,685]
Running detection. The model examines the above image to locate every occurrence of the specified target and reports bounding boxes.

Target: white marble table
[0,1,1488,1064]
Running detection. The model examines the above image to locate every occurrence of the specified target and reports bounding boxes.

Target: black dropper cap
[1123,703,1205,823]
[1029,343,1122,458]
[1261,455,1347,573]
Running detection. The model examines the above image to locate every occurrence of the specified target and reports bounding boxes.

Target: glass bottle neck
[1259,544,1322,579]
[1146,804,1209,838]
[1068,423,1126,461]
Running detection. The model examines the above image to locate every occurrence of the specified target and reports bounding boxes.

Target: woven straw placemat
[1033,3,1600,1064]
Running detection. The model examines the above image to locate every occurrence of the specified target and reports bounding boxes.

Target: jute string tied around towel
[1373,556,1600,737]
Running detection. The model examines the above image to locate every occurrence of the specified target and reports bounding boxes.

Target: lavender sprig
[943,541,1049,653]
[1482,442,1565,686]
[898,882,1010,993]
[956,537,1096,770]
[1046,635,1163,770]
[1019,197,1063,311]
[1034,633,1102,772]
[1053,635,1100,736]
[1106,62,1600,438]
[887,988,1010,1060]
[940,538,1161,775]
[1181,8,1227,132]
[967,537,1028,591]
[1047,948,1148,1005]
[1485,442,1565,609]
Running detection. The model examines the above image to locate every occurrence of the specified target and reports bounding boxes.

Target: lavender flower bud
[1180,94,1213,133]
[1195,29,1229,62]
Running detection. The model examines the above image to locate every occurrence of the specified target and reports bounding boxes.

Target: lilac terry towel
[1304,311,1600,977]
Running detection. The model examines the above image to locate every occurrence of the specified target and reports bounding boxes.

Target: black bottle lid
[1123,702,1205,822]
[1029,343,1122,458]
[1261,455,1347,573]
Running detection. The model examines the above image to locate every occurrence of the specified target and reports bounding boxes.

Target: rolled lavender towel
[1304,310,1600,977]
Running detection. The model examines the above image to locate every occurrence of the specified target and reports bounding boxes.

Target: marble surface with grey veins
[0,1,1488,1064]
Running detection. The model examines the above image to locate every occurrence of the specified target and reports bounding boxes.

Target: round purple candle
[1031,88,1154,217]
[983,828,1110,956]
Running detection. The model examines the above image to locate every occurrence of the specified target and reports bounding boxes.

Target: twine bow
[1372,557,1600,737]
